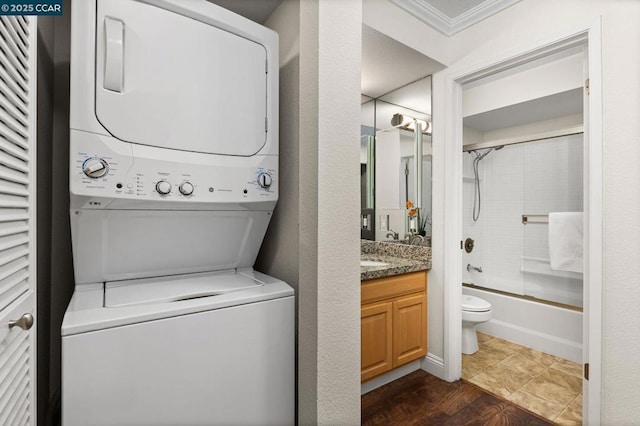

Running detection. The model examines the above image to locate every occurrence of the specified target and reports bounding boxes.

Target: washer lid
[62,270,294,336]
[462,295,491,312]
[105,271,263,308]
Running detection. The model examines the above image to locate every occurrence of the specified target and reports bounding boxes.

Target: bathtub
[463,285,582,362]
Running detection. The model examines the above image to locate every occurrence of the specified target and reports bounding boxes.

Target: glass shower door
[462,144,525,296]
[521,134,584,308]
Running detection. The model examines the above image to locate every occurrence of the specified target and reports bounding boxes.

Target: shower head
[468,145,504,222]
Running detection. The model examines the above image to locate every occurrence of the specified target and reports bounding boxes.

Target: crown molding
[389,0,523,36]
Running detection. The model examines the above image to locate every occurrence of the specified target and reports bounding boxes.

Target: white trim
[439,18,603,423]
[442,71,463,382]
[389,0,523,36]
[420,352,445,378]
[584,18,603,425]
[360,352,445,394]
[360,359,421,395]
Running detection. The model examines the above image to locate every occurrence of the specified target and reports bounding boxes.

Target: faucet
[386,229,399,240]
[467,264,483,273]
[409,234,424,246]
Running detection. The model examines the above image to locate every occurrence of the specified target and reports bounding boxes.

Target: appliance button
[156,180,172,195]
[179,182,194,196]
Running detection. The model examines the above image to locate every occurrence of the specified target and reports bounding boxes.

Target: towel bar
[522,214,548,225]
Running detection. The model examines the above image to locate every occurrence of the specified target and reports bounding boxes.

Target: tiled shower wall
[462,134,583,307]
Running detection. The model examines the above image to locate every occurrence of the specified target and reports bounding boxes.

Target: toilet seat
[462,295,491,312]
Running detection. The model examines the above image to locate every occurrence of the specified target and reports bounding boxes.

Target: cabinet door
[392,293,427,367]
[361,301,393,382]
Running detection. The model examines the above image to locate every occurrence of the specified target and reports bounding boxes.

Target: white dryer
[61,1,293,425]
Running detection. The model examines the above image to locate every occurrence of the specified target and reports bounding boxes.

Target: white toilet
[462,295,492,354]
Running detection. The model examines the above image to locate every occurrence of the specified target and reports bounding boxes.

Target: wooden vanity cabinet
[361,301,393,381]
[361,271,427,382]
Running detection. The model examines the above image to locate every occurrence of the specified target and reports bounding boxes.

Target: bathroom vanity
[360,241,431,382]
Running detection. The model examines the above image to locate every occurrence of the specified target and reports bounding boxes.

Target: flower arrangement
[406,200,428,236]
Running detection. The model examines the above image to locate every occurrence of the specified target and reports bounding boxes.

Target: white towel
[548,212,583,273]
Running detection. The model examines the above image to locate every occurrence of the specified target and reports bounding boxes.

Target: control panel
[70,132,278,207]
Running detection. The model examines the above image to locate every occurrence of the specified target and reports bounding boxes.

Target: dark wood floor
[362,370,553,425]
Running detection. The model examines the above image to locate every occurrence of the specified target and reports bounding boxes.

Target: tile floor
[462,332,583,425]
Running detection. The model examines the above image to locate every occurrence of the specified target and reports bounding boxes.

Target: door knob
[8,313,34,331]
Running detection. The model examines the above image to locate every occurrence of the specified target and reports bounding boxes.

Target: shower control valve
[82,157,109,179]
[464,238,475,253]
[156,180,172,195]
[257,172,272,189]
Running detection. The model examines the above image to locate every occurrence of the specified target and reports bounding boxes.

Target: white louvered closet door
[0,15,37,426]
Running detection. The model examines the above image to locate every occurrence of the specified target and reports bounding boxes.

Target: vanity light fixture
[391,113,431,134]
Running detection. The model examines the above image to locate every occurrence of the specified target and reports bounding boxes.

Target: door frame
[439,19,603,423]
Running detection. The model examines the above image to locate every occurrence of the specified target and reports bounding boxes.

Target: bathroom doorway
[461,133,585,423]
[437,23,603,423]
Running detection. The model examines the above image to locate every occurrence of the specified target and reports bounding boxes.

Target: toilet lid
[462,295,491,312]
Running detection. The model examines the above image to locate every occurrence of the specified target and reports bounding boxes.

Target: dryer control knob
[179,182,194,196]
[82,158,109,179]
[257,173,272,188]
[156,180,172,195]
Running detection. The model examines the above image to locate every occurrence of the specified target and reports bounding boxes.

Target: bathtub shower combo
[461,134,584,361]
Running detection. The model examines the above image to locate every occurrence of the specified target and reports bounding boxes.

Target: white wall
[462,51,584,117]
[258,0,301,292]
[299,1,362,424]
[362,0,449,66]
[261,1,362,424]
[431,0,640,422]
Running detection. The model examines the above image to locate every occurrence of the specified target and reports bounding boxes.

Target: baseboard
[361,360,421,395]
[420,352,445,380]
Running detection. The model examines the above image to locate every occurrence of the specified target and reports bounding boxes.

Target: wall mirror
[360,24,444,243]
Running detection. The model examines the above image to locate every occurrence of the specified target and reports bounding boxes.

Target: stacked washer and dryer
[61,1,294,425]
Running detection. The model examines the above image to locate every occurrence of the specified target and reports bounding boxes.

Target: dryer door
[95,0,268,156]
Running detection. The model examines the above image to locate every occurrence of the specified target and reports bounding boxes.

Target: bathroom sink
[360,260,390,267]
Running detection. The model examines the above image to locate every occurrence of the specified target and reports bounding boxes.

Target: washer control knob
[156,180,172,195]
[257,173,272,188]
[179,182,194,196]
[82,158,109,179]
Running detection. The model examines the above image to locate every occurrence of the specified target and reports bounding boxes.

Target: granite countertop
[361,240,432,281]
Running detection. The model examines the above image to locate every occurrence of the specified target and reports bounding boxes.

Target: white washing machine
[61,1,293,425]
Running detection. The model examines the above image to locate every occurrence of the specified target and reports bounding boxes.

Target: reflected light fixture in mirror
[391,113,431,134]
